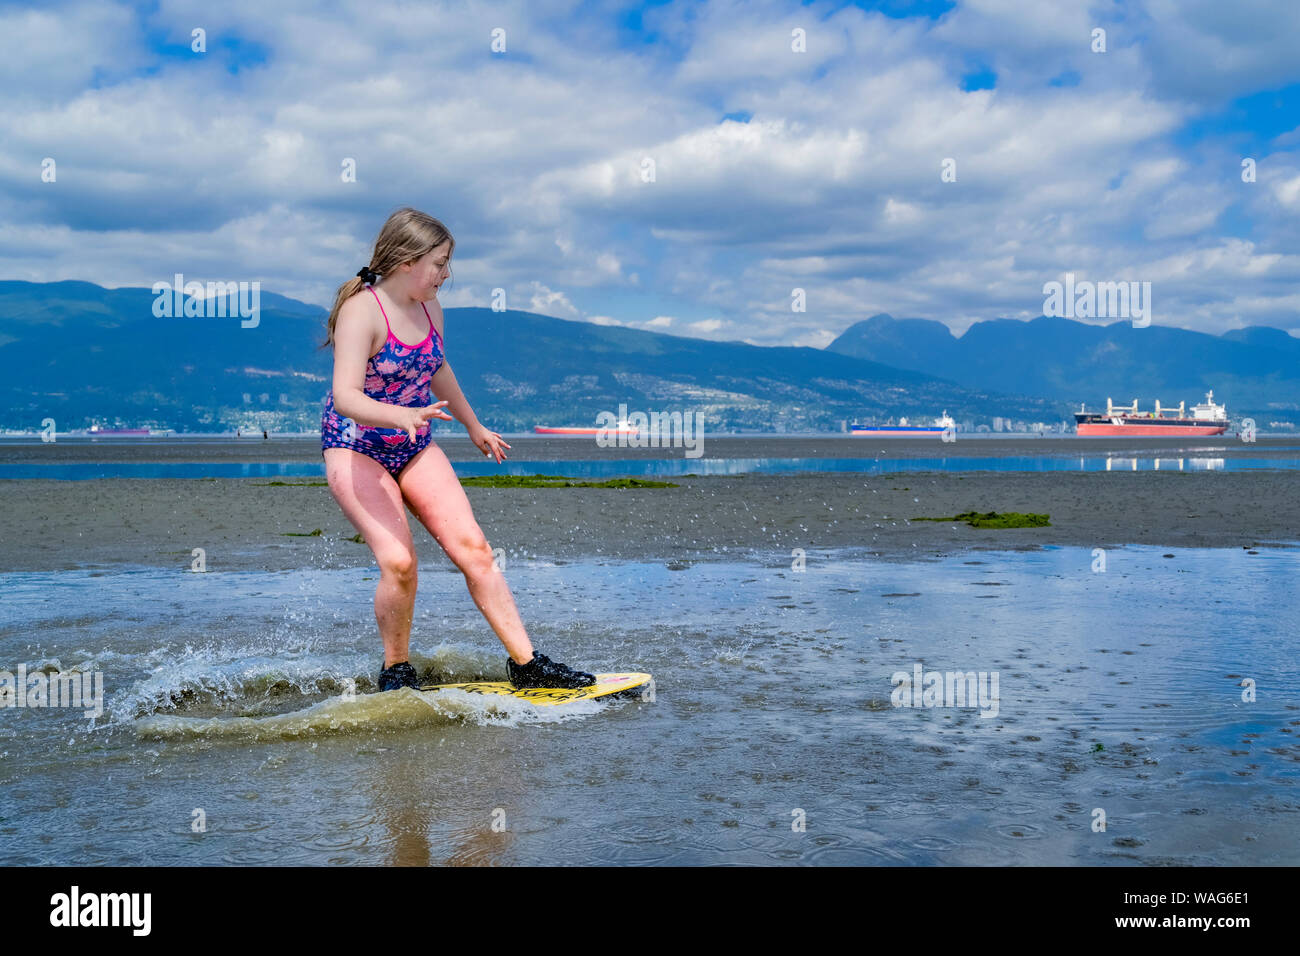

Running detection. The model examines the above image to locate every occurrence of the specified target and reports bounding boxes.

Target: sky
[2,0,1298,346]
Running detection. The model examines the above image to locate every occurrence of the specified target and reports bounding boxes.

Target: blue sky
[2,0,1298,344]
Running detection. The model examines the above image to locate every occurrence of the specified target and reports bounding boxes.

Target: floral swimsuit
[320,285,445,478]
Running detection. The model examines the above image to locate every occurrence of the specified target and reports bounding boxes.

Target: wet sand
[3,467,1296,572]
[4,437,1299,867]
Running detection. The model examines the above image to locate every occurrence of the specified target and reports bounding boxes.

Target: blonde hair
[323,207,455,346]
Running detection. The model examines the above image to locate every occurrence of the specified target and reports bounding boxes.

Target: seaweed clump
[912,511,1050,529]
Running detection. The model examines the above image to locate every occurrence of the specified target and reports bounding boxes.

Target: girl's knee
[452,537,496,578]
[378,549,418,583]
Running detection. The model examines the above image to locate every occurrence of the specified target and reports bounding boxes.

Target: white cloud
[791,328,837,348]
[1274,174,1300,209]
[526,282,580,318]
[688,318,725,334]
[0,0,1295,347]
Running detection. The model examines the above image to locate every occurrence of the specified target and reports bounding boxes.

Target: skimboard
[417,672,652,707]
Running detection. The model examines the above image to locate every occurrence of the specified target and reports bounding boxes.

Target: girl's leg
[323,448,419,668]
[396,443,535,664]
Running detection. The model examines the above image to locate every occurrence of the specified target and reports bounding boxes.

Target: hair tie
[356,266,380,285]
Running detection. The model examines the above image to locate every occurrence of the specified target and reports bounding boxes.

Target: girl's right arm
[330,295,450,439]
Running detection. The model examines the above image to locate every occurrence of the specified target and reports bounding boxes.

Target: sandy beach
[2,438,1296,571]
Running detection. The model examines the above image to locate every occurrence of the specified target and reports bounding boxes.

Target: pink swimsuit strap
[367,285,434,348]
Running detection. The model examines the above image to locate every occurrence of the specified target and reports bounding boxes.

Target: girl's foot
[507,652,596,689]
[378,660,421,691]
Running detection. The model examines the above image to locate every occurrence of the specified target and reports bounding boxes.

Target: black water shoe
[507,652,596,689]
[378,660,420,691]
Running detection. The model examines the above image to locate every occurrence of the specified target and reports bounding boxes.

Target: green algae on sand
[912,511,1051,529]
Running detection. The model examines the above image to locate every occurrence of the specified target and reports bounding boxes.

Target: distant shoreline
[3,432,1298,445]
[3,434,1299,465]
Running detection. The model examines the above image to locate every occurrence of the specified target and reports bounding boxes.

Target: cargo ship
[1073,389,1228,436]
[850,411,955,437]
[88,426,150,436]
[534,421,639,436]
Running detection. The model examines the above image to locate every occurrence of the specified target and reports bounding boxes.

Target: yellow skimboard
[418,672,652,707]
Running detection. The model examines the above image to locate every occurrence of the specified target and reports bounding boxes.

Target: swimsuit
[320,285,445,478]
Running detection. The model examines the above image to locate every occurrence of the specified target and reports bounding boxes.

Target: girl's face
[406,242,451,297]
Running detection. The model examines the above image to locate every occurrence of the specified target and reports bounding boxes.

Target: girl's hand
[395,401,453,442]
[469,424,511,463]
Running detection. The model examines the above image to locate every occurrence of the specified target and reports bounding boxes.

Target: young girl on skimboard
[320,207,594,692]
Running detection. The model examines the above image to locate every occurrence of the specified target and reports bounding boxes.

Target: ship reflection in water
[1099,457,1226,471]
[0,454,1289,480]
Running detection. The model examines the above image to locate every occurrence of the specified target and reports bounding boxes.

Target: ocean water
[2,454,1298,480]
[1,544,1296,865]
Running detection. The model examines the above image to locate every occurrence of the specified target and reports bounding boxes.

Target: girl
[320,207,595,692]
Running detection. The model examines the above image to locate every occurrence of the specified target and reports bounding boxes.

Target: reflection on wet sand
[368,733,521,867]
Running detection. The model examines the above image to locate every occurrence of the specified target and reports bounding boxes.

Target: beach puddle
[1,544,1297,865]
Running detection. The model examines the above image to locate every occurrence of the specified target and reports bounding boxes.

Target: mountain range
[0,281,1295,433]
[0,281,1060,433]
[829,313,1300,424]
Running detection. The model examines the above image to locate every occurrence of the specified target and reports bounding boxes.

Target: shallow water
[1,545,1297,865]
[2,454,1297,480]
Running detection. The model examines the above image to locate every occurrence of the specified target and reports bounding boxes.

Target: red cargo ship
[534,418,638,436]
[1074,389,1228,436]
